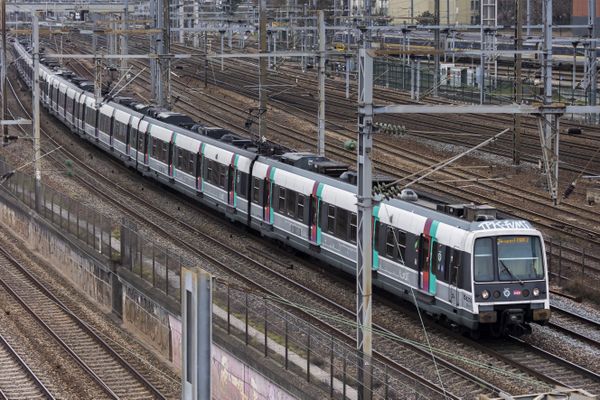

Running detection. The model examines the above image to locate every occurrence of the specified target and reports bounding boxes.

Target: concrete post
[33,12,42,212]
[182,267,212,400]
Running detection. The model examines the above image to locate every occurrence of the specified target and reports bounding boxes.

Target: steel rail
[7,46,498,399]
[0,243,167,400]
[0,331,55,399]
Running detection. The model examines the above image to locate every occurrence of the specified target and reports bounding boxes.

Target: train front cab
[470,230,551,336]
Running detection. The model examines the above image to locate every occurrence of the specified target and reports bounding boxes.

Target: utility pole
[540,0,559,204]
[204,32,208,88]
[149,0,157,100]
[317,10,325,156]
[258,0,267,139]
[2,0,8,145]
[32,12,41,212]
[479,0,485,104]
[156,0,171,108]
[433,0,440,97]
[121,0,129,77]
[513,0,523,165]
[356,34,373,400]
[588,0,597,123]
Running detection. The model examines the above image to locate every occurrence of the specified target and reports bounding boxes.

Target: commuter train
[12,40,551,336]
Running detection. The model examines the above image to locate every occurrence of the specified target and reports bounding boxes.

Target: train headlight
[481,290,490,300]
[532,288,540,297]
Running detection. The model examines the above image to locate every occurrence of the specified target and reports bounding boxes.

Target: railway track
[0,332,54,400]
[6,55,473,399]
[12,37,600,396]
[547,304,600,349]
[484,336,600,395]
[0,244,166,400]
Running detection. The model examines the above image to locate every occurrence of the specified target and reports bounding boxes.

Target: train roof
[18,41,536,235]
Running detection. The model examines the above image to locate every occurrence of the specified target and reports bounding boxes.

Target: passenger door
[227,165,235,206]
[263,178,272,223]
[419,234,433,293]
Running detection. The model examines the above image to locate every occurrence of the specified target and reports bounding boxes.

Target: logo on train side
[477,220,532,230]
[503,288,511,298]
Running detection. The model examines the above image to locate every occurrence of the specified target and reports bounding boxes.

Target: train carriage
[13,40,551,337]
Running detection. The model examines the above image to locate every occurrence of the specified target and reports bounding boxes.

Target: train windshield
[474,236,544,282]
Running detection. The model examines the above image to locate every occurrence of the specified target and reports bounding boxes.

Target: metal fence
[0,159,118,261]
[120,223,182,303]
[213,281,435,400]
[546,237,600,299]
[372,57,600,108]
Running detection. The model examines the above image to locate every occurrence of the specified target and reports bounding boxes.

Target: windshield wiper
[500,260,524,286]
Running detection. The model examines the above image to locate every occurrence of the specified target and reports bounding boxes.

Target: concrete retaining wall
[0,190,315,399]
[0,192,112,312]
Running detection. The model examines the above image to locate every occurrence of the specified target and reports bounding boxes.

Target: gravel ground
[0,225,180,399]
[6,46,600,398]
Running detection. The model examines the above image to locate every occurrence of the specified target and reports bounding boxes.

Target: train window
[236,171,248,199]
[296,195,305,222]
[99,114,111,135]
[326,205,335,234]
[162,142,169,163]
[252,177,260,203]
[432,242,446,278]
[474,238,494,282]
[176,148,195,175]
[114,121,128,143]
[286,189,296,217]
[497,236,543,280]
[335,208,348,239]
[386,228,396,258]
[276,187,284,212]
[205,160,214,184]
[349,212,357,244]
[219,164,227,188]
[445,248,455,282]
[396,230,407,262]
[85,106,96,126]
[135,129,145,151]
